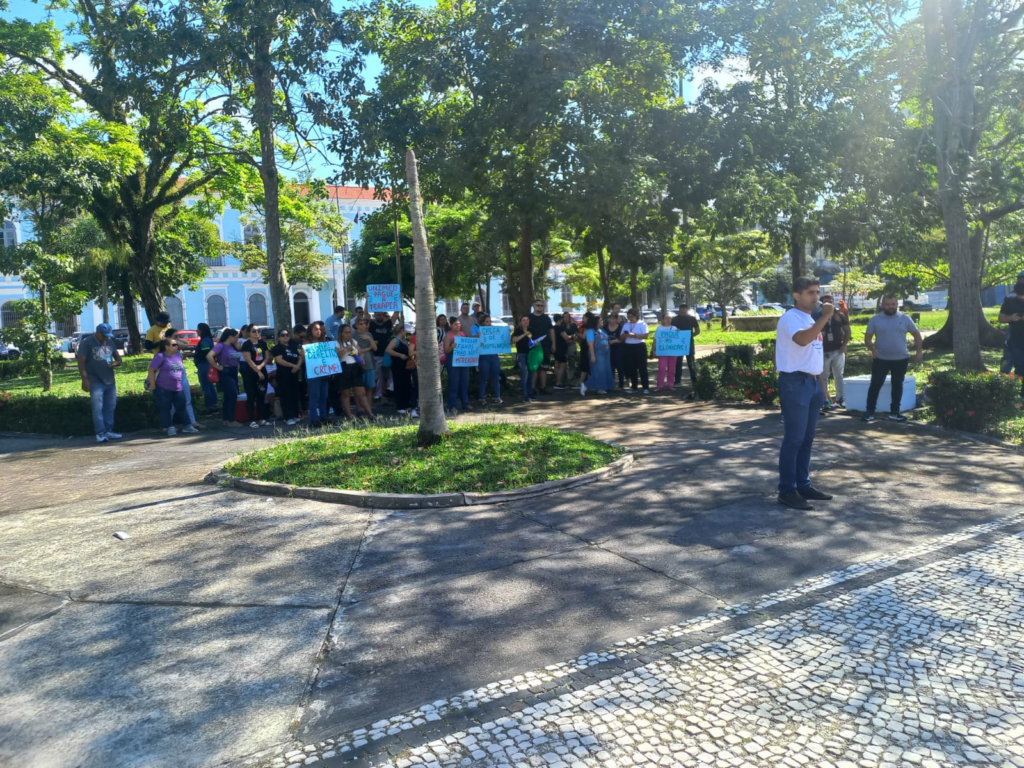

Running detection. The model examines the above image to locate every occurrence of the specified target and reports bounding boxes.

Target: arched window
[243,224,263,248]
[206,294,227,327]
[164,296,184,329]
[248,293,268,326]
[2,220,16,248]
[1,301,26,328]
[293,291,310,325]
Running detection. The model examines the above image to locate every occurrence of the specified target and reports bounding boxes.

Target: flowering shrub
[927,370,1021,434]
[694,349,778,406]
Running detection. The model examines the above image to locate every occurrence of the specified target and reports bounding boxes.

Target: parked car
[0,341,20,360]
[68,331,91,355]
[174,329,201,355]
[903,300,933,311]
[112,329,134,354]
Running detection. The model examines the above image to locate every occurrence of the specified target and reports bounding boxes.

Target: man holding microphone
[775,276,834,510]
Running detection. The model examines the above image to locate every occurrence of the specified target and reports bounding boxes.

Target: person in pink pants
[654,313,679,390]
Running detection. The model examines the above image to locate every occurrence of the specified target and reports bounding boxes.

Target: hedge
[0,356,67,381]
[0,389,186,436]
[927,370,1022,433]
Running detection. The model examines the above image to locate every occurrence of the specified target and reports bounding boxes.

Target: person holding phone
[76,322,123,443]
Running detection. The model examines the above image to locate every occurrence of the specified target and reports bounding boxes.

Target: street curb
[205,448,634,509]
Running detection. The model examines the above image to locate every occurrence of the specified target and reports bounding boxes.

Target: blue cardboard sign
[655,328,691,356]
[452,336,482,367]
[477,326,512,355]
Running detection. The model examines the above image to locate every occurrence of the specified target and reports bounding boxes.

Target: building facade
[1,185,593,337]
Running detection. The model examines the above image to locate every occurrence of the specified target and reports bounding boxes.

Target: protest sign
[452,336,482,367]
[655,328,691,356]
[366,284,402,313]
[303,342,341,379]
[478,326,512,355]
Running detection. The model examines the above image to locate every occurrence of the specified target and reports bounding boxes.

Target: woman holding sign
[475,314,503,405]
[443,318,471,413]
[653,313,680,391]
[303,321,336,428]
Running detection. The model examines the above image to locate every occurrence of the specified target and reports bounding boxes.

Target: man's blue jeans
[1007,346,1024,394]
[778,371,825,494]
[89,379,117,435]
[478,355,501,399]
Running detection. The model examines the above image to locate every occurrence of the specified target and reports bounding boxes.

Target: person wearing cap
[144,311,172,352]
[76,323,123,443]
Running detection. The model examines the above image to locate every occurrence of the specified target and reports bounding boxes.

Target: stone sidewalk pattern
[2,396,1024,768]
[259,517,1024,768]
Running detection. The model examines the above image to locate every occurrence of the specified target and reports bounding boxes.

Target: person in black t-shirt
[670,305,701,392]
[271,328,302,424]
[527,301,556,393]
[553,312,577,389]
[999,279,1024,391]
[240,326,270,426]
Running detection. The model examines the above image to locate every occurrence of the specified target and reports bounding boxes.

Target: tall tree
[0,3,225,350]
[405,149,448,446]
[188,0,347,329]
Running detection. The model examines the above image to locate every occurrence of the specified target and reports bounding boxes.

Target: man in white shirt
[775,276,835,510]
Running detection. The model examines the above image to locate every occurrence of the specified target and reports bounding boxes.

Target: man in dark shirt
[528,299,556,394]
[368,312,394,398]
[671,305,701,393]
[999,278,1024,392]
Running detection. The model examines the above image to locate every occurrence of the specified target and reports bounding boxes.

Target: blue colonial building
[1,185,592,337]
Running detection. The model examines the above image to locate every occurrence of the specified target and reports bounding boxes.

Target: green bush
[0,356,66,381]
[694,346,777,405]
[928,370,1022,433]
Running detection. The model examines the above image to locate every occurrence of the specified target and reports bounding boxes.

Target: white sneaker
[166,427,176,437]
[104,431,122,439]
[397,409,408,416]
[643,389,651,395]
[286,418,297,426]
[410,409,419,417]
[96,434,108,443]
[181,425,199,434]
[495,398,502,404]
[580,382,587,396]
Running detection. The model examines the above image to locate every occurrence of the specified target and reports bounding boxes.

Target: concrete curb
[205,449,634,509]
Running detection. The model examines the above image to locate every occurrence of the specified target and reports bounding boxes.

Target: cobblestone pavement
[260,516,1024,768]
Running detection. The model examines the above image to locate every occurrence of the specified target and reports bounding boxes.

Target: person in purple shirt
[146,339,199,436]
[206,327,242,425]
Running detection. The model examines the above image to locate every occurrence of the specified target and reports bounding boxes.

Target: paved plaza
[1,395,1022,768]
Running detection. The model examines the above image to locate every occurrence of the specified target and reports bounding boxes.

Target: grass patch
[0,356,154,397]
[224,423,625,494]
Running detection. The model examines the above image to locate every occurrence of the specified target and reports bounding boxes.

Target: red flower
[947,410,954,415]
[967,410,976,416]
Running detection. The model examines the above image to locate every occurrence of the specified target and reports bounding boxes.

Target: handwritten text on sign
[452,336,482,367]
[477,326,511,355]
[303,342,341,379]
[366,284,402,313]
[655,328,691,357]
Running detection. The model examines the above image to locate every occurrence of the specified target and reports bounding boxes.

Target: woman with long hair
[240,325,271,427]
[272,328,302,425]
[336,324,375,420]
[621,309,650,393]
[386,323,418,417]
[194,322,217,415]
[443,317,471,413]
[582,314,614,394]
[512,315,535,402]
[207,328,242,425]
[475,314,503,404]
[303,321,335,428]
[605,313,626,390]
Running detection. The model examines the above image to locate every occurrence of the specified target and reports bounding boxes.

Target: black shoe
[798,486,833,501]
[861,412,875,422]
[778,491,814,510]
[888,413,907,422]
[686,392,696,401]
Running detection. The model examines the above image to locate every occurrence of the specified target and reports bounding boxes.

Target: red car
[175,330,201,355]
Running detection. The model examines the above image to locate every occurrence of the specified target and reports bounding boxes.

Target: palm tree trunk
[406,149,449,446]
